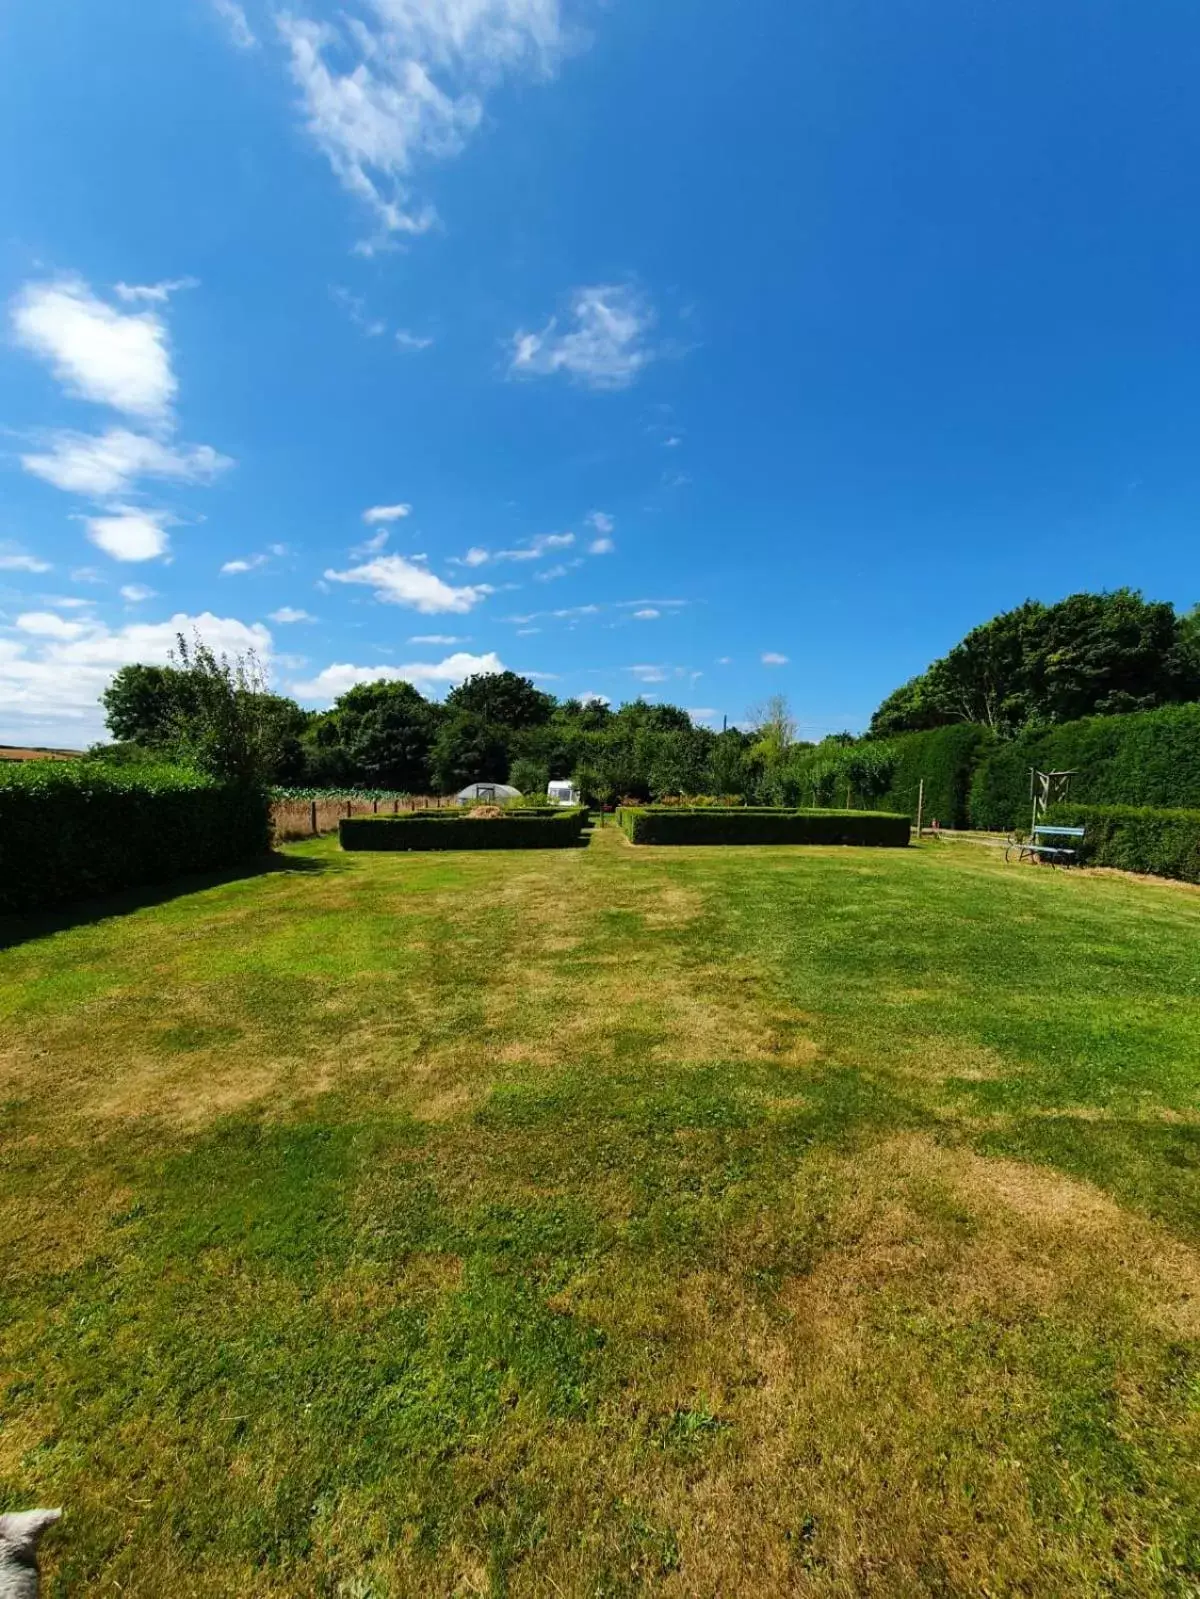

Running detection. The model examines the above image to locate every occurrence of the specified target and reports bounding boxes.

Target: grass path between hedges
[3,828,1200,1595]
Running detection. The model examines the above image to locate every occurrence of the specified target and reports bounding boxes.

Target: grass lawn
[2,826,1200,1596]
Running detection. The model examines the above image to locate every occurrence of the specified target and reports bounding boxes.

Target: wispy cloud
[585,509,616,554]
[409,633,467,644]
[120,583,156,603]
[452,531,575,568]
[331,285,387,337]
[632,608,659,621]
[278,1,572,247]
[12,276,177,423]
[324,553,490,614]
[396,329,434,351]
[20,428,231,498]
[761,651,789,666]
[628,663,668,684]
[362,502,411,524]
[82,508,174,563]
[292,650,504,703]
[113,277,199,305]
[0,547,52,574]
[270,606,315,623]
[509,285,654,390]
[212,0,257,49]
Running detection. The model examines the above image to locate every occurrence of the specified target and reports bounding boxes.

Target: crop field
[2,829,1199,1595]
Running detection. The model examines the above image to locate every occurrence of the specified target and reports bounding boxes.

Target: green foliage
[430,712,511,792]
[0,761,270,914]
[508,756,550,796]
[321,680,439,792]
[1046,803,1200,884]
[871,590,1200,736]
[340,809,587,851]
[969,702,1200,830]
[102,663,195,745]
[445,670,555,729]
[617,806,910,847]
[877,725,993,828]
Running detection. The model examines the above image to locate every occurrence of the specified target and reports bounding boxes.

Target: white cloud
[509,285,654,389]
[633,608,659,621]
[363,502,411,524]
[331,286,387,337]
[324,553,489,613]
[409,632,467,644]
[14,611,91,641]
[459,546,491,567]
[270,606,315,623]
[120,584,156,602]
[534,559,583,583]
[211,0,257,49]
[455,531,574,567]
[687,707,717,723]
[628,663,667,684]
[292,649,504,703]
[589,536,615,555]
[585,510,614,534]
[84,508,172,562]
[762,651,789,666]
[221,555,268,574]
[396,329,434,351]
[277,1,568,244]
[113,277,200,304]
[20,428,231,497]
[0,610,271,744]
[579,692,609,706]
[0,549,52,574]
[716,655,731,665]
[12,278,176,423]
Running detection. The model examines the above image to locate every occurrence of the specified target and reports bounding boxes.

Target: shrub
[1045,802,1200,884]
[969,703,1200,831]
[876,725,992,829]
[340,808,587,851]
[0,761,271,915]
[617,807,909,847]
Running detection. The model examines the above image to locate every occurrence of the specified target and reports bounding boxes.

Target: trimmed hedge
[0,762,271,915]
[969,703,1200,830]
[340,808,587,851]
[878,725,993,829]
[1046,802,1200,884]
[618,807,910,847]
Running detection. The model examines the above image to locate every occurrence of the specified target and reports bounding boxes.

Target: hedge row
[1046,803,1200,884]
[0,762,271,915]
[618,807,910,847]
[340,808,587,851]
[968,702,1200,830]
[878,725,993,829]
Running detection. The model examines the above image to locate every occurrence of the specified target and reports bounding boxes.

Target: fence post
[915,778,924,840]
[311,800,317,835]
[373,798,378,814]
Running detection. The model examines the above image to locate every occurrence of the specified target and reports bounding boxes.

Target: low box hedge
[0,762,271,915]
[340,808,587,851]
[618,807,910,847]
[1046,802,1200,883]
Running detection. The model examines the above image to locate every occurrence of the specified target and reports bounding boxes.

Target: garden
[2,825,1200,1594]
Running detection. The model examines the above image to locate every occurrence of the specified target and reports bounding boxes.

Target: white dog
[0,1511,62,1599]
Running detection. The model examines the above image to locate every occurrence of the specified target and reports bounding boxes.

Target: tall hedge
[877,725,992,829]
[340,808,587,851]
[1046,802,1200,884]
[618,807,909,847]
[0,762,271,915]
[968,703,1200,831]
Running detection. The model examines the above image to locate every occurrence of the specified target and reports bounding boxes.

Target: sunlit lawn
[2,826,1199,1595]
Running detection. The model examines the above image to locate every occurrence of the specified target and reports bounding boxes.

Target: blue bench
[1005,825,1085,866]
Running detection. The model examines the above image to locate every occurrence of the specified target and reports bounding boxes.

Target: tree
[430,713,510,793]
[328,680,439,792]
[509,756,549,797]
[445,671,555,729]
[166,634,289,784]
[102,664,195,745]
[870,590,1200,737]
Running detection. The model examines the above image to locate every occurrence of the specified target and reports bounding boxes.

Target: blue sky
[1,0,1198,747]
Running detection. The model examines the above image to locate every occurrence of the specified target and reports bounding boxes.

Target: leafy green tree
[871,590,1200,737]
[328,680,439,791]
[166,634,292,784]
[102,664,195,745]
[508,756,550,796]
[430,713,509,793]
[445,671,554,729]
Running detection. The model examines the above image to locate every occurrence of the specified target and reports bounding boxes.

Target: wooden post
[915,778,924,840]
[311,800,317,835]
[373,798,378,814]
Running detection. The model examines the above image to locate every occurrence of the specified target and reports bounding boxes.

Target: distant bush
[877,725,992,829]
[0,762,270,914]
[969,703,1200,831]
[618,807,909,847]
[340,808,587,851]
[1046,802,1200,884]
